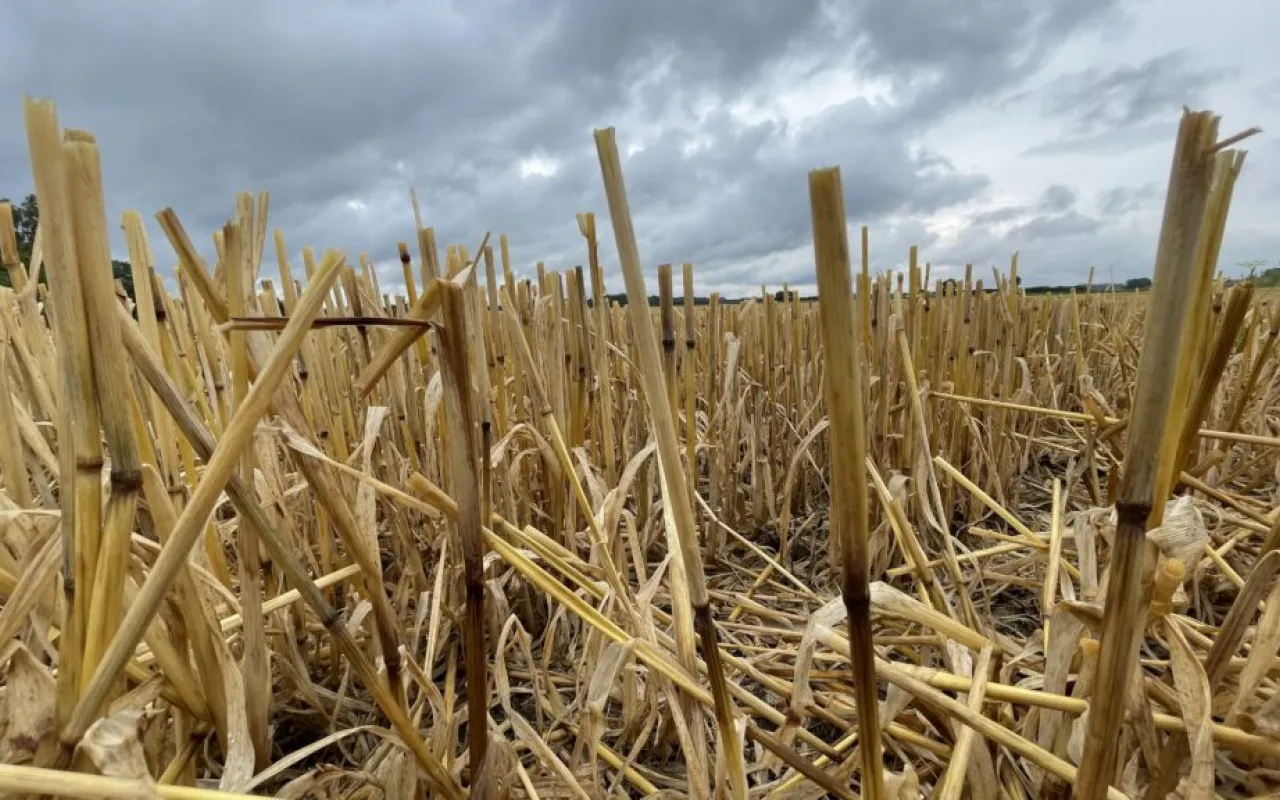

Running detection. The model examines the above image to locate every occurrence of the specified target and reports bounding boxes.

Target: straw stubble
[595,126,749,800]
[809,165,884,799]
[5,94,1278,800]
[1074,108,1220,800]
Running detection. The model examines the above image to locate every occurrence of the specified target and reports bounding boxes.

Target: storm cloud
[1,0,1275,294]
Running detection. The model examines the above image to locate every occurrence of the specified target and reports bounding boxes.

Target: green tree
[1,193,39,287]
[12,194,37,267]
[1,191,134,302]
[113,258,134,300]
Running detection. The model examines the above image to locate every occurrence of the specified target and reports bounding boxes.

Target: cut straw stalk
[587,236,618,488]
[1074,108,1220,800]
[875,658,1128,800]
[683,262,697,492]
[808,166,883,797]
[931,391,1280,449]
[1171,281,1252,481]
[0,201,19,278]
[0,315,32,508]
[1152,146,1247,516]
[114,300,462,798]
[0,763,265,800]
[497,285,632,604]
[24,96,103,726]
[354,233,489,398]
[322,461,906,790]
[933,643,993,799]
[63,249,345,743]
[159,207,410,704]
[137,462,229,747]
[224,218,270,771]
[63,129,146,716]
[437,280,491,775]
[123,212,174,476]
[594,126,747,800]
[892,314,978,628]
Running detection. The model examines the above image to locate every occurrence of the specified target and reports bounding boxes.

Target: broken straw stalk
[0,95,1274,799]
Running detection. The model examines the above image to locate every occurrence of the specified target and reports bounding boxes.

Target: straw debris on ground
[0,97,1277,799]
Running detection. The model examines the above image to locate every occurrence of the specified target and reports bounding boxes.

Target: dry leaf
[883,761,920,799]
[471,733,516,800]
[0,644,55,764]
[1166,617,1215,797]
[77,707,151,781]
[1146,494,1207,575]
[1229,578,1280,721]
[213,621,256,792]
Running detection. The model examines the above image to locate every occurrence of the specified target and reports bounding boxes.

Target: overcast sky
[2,0,1276,296]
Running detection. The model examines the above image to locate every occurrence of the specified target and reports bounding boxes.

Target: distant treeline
[593,291,824,306]
[1,192,137,301]
[591,277,1157,307]
[1022,277,1153,295]
[596,292,744,307]
[1255,267,1280,288]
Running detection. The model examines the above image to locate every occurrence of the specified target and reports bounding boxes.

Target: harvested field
[0,98,1277,798]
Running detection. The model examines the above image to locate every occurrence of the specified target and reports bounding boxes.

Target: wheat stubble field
[0,97,1277,799]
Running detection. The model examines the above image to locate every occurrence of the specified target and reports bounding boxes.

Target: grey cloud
[536,1,835,91]
[848,0,1117,92]
[1098,183,1157,216]
[847,0,1121,125]
[931,180,1279,288]
[967,184,1079,232]
[1040,50,1234,135]
[971,206,1027,226]
[1017,50,1236,157]
[939,219,1280,289]
[928,215,1142,286]
[1008,210,1102,241]
[3,2,547,244]
[1258,78,1280,104]
[4,0,1227,299]
[1020,120,1173,156]
[690,215,941,294]
[1039,184,1077,211]
[0,2,858,275]
[614,102,988,274]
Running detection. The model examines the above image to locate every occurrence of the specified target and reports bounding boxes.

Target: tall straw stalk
[438,280,491,777]
[809,165,884,798]
[62,250,346,743]
[23,97,102,727]
[594,126,748,800]
[1073,109,1220,800]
